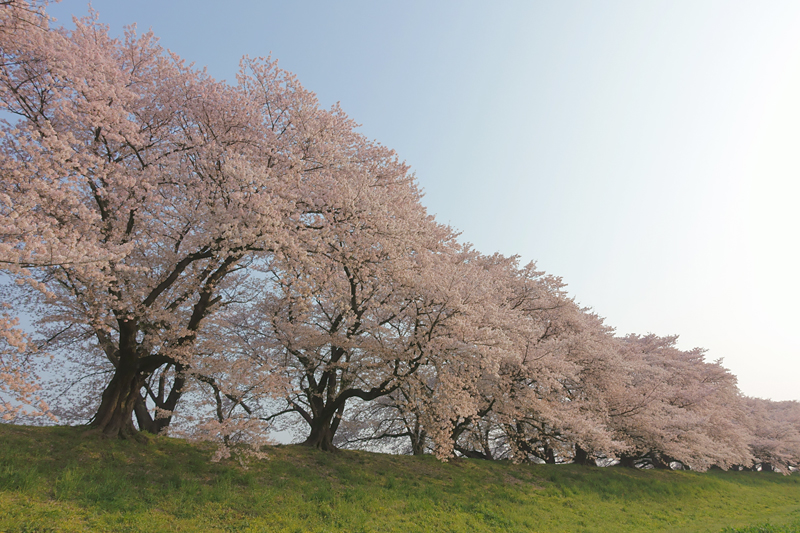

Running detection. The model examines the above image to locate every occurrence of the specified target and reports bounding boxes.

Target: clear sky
[46,1,800,401]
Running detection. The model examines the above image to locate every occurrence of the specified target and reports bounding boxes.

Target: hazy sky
[46,1,800,401]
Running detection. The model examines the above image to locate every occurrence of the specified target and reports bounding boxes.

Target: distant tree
[603,335,752,471]
[743,397,800,473]
[362,252,549,460]
[469,264,623,465]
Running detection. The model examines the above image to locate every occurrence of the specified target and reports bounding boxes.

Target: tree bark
[411,435,426,456]
[544,443,557,464]
[89,363,143,439]
[409,421,427,455]
[302,416,338,451]
[574,444,597,466]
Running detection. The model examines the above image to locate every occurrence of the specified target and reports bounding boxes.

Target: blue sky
[46,1,800,401]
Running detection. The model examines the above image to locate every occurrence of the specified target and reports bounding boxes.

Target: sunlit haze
[47,1,800,401]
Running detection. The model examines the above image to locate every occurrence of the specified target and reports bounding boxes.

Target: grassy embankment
[1,424,799,532]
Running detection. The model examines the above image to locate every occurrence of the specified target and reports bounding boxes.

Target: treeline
[1,1,798,473]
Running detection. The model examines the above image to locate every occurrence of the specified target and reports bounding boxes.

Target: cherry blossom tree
[447,260,623,464]
[743,397,800,473]
[222,185,468,451]
[601,335,752,471]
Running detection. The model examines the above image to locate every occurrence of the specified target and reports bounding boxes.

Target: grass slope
[1,425,799,532]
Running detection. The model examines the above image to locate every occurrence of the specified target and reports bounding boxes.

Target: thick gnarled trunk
[298,392,351,451]
[90,363,143,439]
[302,413,338,451]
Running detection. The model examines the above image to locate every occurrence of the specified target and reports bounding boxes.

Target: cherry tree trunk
[574,444,597,466]
[410,429,427,456]
[302,404,339,451]
[544,445,557,464]
[90,363,143,439]
[302,419,338,451]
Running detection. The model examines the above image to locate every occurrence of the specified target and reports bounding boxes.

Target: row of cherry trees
[328,263,800,474]
[1,1,798,472]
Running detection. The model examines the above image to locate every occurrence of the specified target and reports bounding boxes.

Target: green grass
[1,424,799,532]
